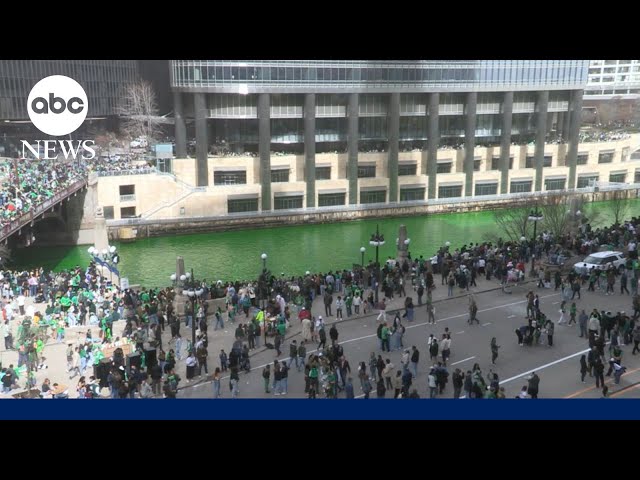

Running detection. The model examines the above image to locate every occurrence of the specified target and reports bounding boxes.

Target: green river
[14,199,640,286]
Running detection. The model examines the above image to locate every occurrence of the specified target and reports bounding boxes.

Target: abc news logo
[22,75,95,160]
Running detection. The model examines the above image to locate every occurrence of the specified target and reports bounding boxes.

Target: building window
[576,154,589,165]
[545,178,566,191]
[525,156,534,168]
[119,185,135,202]
[214,170,247,185]
[609,173,627,183]
[635,170,640,183]
[598,152,614,164]
[228,198,259,213]
[473,160,482,172]
[358,165,376,178]
[509,157,514,169]
[400,187,425,201]
[436,162,452,174]
[120,207,137,218]
[318,193,346,206]
[577,176,598,188]
[438,185,463,198]
[510,180,532,193]
[157,158,172,173]
[543,156,552,168]
[274,195,303,210]
[315,166,331,180]
[103,206,115,220]
[398,163,417,176]
[271,169,290,183]
[360,190,386,204]
[475,183,498,196]
[491,158,499,170]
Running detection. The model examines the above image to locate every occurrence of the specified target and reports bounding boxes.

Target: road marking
[191,292,561,392]
[507,315,516,318]
[482,322,492,326]
[552,301,560,305]
[451,356,476,366]
[456,331,465,334]
[564,367,640,398]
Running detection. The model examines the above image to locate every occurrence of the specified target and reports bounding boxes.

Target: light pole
[169,273,177,287]
[260,253,268,342]
[186,285,204,355]
[369,225,385,304]
[528,209,544,277]
[88,245,119,284]
[360,247,366,268]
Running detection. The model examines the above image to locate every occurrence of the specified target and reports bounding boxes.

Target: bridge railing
[0,178,88,242]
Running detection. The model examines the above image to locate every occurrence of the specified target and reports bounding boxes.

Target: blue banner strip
[3,399,640,420]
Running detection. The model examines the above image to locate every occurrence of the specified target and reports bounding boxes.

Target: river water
[16,199,640,286]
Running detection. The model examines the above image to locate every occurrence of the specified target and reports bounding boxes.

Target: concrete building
[583,60,640,124]
[0,60,140,154]
[168,60,594,211]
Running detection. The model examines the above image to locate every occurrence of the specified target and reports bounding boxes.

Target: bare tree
[117,80,163,144]
[608,189,630,226]
[540,193,572,239]
[489,206,533,243]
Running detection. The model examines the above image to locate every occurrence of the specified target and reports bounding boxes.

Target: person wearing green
[56,323,65,343]
[381,324,391,352]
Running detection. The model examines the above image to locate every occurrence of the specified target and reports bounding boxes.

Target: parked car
[573,251,626,274]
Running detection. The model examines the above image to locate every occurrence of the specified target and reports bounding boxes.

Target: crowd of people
[1,207,639,399]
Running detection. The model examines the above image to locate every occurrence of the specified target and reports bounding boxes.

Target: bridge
[0,178,88,244]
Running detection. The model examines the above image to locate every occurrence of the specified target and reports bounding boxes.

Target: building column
[304,93,316,208]
[464,92,477,197]
[556,111,565,140]
[426,93,439,199]
[534,91,549,192]
[258,93,271,211]
[348,93,359,205]
[388,92,400,203]
[173,91,187,158]
[500,91,513,195]
[194,93,209,187]
[566,89,584,190]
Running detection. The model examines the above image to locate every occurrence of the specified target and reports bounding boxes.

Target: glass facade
[271,169,290,183]
[172,61,589,93]
[315,166,331,180]
[576,153,589,165]
[475,183,498,196]
[0,60,139,120]
[228,198,259,213]
[360,190,386,204]
[274,196,303,210]
[398,163,417,176]
[438,185,463,198]
[318,193,346,207]
[577,175,598,188]
[436,162,453,174]
[545,178,566,190]
[609,173,627,183]
[510,180,533,193]
[598,152,614,164]
[213,170,247,185]
[400,187,425,201]
[357,165,376,178]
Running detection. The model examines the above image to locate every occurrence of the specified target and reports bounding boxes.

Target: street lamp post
[528,209,544,277]
[260,253,268,343]
[360,247,366,268]
[186,283,204,355]
[369,225,385,304]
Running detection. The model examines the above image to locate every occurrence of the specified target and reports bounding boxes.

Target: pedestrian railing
[0,178,88,242]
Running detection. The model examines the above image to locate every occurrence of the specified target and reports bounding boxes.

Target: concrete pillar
[500,92,513,194]
[566,89,584,190]
[173,91,187,158]
[388,92,400,203]
[534,91,549,192]
[556,111,565,140]
[194,93,209,187]
[304,94,316,208]
[258,93,271,211]
[464,92,477,197]
[426,93,439,199]
[347,93,359,205]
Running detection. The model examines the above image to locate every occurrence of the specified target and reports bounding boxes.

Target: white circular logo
[27,75,88,136]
